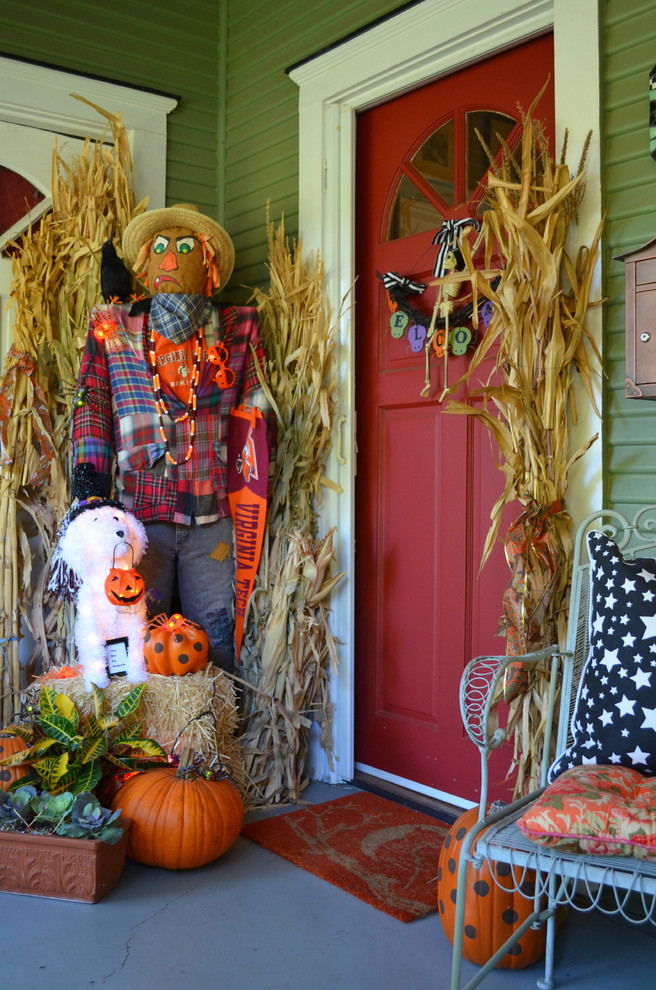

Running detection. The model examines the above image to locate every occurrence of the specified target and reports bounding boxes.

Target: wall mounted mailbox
[617,236,656,398]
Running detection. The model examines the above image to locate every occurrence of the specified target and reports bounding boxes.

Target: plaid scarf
[149,294,213,345]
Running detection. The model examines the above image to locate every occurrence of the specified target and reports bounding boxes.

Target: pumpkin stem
[176,745,196,777]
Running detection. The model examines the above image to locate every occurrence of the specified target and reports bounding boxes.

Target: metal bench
[451,505,656,989]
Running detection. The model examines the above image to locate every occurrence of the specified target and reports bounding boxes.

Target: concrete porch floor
[3,781,655,990]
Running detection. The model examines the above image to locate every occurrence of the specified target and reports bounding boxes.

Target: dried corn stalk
[0,99,146,721]
[238,215,345,805]
[444,92,602,795]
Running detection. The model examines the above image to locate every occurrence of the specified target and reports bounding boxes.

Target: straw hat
[122,203,235,289]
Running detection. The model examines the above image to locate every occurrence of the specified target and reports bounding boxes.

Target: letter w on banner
[227,404,269,662]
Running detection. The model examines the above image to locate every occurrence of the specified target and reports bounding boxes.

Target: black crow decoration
[100,239,133,303]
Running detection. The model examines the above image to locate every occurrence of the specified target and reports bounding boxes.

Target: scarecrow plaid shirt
[73,302,274,525]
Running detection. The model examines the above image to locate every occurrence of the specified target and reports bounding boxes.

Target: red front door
[354,35,554,802]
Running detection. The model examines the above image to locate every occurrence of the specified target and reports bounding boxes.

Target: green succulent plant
[0,785,124,843]
[0,783,36,820]
[0,683,167,795]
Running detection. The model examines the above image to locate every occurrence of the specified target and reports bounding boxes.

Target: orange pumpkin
[437,807,547,969]
[110,764,244,869]
[0,734,29,792]
[104,566,145,606]
[144,613,209,676]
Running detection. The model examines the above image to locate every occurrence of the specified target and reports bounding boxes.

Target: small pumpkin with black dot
[0,733,29,791]
[144,613,209,676]
[437,806,547,969]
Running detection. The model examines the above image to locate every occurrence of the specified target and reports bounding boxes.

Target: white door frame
[290,0,602,802]
[0,55,177,216]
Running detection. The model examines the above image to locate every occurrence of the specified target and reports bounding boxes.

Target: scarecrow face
[146,225,208,295]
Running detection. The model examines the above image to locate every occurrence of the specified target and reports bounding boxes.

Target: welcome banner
[227,404,269,663]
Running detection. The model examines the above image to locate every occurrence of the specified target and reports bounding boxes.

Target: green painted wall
[602,0,656,513]
[0,0,409,299]
[0,0,224,222]
[224,0,409,298]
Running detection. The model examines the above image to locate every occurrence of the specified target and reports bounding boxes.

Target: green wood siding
[1,0,408,300]
[602,0,656,513]
[224,0,408,298]
[0,0,223,222]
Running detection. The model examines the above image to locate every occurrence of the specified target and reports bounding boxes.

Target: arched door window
[386,108,517,241]
[0,166,46,241]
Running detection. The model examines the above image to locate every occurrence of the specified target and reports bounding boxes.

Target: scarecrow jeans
[137,516,235,671]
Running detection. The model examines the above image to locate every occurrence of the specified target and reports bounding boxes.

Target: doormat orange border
[241,790,450,922]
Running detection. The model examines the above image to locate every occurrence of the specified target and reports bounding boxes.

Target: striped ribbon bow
[381,271,427,294]
[432,218,481,277]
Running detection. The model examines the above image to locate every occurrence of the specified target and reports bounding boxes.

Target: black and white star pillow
[549,530,656,782]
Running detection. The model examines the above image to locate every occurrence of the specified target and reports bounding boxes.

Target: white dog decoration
[49,498,149,692]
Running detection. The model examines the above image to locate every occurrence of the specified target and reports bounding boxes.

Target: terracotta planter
[0,819,131,902]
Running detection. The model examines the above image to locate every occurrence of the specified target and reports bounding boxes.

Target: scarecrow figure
[71,204,274,671]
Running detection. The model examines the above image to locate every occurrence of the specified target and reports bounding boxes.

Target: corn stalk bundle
[0,99,146,722]
[238,215,345,805]
[444,93,603,795]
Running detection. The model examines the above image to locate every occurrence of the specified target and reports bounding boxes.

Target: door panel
[354,35,554,802]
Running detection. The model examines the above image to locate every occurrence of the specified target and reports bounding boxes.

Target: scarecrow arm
[239,310,277,462]
[71,322,116,488]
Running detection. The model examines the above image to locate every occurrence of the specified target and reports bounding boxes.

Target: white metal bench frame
[451,506,656,989]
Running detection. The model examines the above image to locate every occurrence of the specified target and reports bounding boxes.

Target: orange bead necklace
[148,324,204,466]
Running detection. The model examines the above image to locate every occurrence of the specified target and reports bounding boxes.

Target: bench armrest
[460,647,564,811]
[460,647,562,754]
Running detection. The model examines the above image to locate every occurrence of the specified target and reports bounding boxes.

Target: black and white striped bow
[381,271,427,295]
[432,218,481,277]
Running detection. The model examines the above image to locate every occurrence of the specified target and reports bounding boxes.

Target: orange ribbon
[502,499,564,702]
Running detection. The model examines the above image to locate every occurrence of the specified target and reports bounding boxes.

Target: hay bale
[27,666,247,793]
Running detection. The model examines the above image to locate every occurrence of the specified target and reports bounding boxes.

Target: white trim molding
[355,763,476,811]
[0,56,178,209]
[291,0,602,800]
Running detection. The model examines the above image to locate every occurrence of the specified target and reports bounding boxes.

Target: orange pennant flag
[227,404,269,663]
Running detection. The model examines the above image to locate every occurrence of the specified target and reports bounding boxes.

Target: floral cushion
[518,764,656,860]
[548,530,656,782]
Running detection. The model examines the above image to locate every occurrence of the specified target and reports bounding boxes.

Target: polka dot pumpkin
[0,734,29,792]
[437,806,547,969]
[144,613,209,676]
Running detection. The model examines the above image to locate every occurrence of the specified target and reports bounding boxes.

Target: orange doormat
[241,790,450,922]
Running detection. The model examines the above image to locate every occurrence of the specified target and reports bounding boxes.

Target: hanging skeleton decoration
[432,218,481,278]
[378,217,501,390]
[422,217,482,399]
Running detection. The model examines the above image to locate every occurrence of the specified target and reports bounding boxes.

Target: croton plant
[0,682,167,796]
